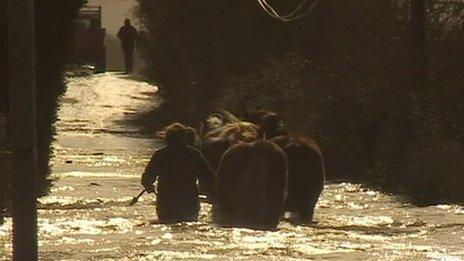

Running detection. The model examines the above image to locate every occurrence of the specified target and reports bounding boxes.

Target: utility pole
[8,0,38,260]
[410,0,427,91]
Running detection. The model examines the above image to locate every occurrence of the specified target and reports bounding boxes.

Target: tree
[411,0,427,91]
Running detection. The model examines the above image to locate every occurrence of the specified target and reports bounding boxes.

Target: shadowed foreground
[1,73,463,260]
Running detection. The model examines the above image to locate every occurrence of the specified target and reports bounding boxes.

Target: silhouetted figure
[117,18,137,73]
[141,123,215,223]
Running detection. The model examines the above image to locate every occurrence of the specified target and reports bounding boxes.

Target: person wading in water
[117,18,137,74]
[141,123,215,223]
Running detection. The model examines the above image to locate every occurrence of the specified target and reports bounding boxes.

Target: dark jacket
[117,25,137,47]
[141,145,215,222]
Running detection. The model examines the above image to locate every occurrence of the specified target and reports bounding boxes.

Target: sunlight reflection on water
[3,182,463,260]
[2,73,463,260]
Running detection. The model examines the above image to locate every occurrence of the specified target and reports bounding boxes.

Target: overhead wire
[257,0,281,18]
[257,0,321,22]
[87,0,131,5]
[88,0,319,21]
[258,0,307,20]
[260,0,320,21]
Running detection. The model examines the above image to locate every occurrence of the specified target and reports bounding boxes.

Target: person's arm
[141,152,159,193]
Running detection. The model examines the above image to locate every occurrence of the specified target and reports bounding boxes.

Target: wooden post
[7,0,38,260]
[0,113,6,225]
[411,0,427,91]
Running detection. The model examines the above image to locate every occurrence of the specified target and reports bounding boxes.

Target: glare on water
[1,73,463,260]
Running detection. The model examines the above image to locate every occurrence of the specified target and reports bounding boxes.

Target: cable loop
[257,0,321,22]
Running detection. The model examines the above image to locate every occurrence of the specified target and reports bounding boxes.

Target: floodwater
[1,72,464,260]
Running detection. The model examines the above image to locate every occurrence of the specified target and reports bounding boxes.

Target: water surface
[1,73,463,260]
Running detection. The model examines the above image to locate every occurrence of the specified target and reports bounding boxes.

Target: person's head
[124,18,131,26]
[164,122,187,147]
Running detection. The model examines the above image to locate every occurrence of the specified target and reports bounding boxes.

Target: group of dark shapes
[141,110,325,230]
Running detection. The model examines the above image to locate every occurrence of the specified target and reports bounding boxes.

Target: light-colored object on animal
[206,115,224,130]
[204,122,259,143]
[218,109,241,124]
[201,110,259,144]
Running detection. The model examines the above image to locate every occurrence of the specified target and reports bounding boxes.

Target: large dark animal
[271,134,325,223]
[252,110,326,224]
[213,140,288,230]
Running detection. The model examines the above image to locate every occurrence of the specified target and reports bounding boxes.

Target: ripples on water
[2,183,463,260]
[1,74,463,260]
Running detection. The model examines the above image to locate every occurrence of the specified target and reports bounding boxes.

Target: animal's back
[283,136,325,222]
[286,137,325,192]
[215,140,287,230]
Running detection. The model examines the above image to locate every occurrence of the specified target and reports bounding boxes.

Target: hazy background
[87,0,141,71]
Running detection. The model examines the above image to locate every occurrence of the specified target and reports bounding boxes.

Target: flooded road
[1,72,464,260]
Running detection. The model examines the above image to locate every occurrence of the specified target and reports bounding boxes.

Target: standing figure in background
[117,18,137,74]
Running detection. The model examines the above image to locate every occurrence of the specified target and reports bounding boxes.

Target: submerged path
[1,73,464,260]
